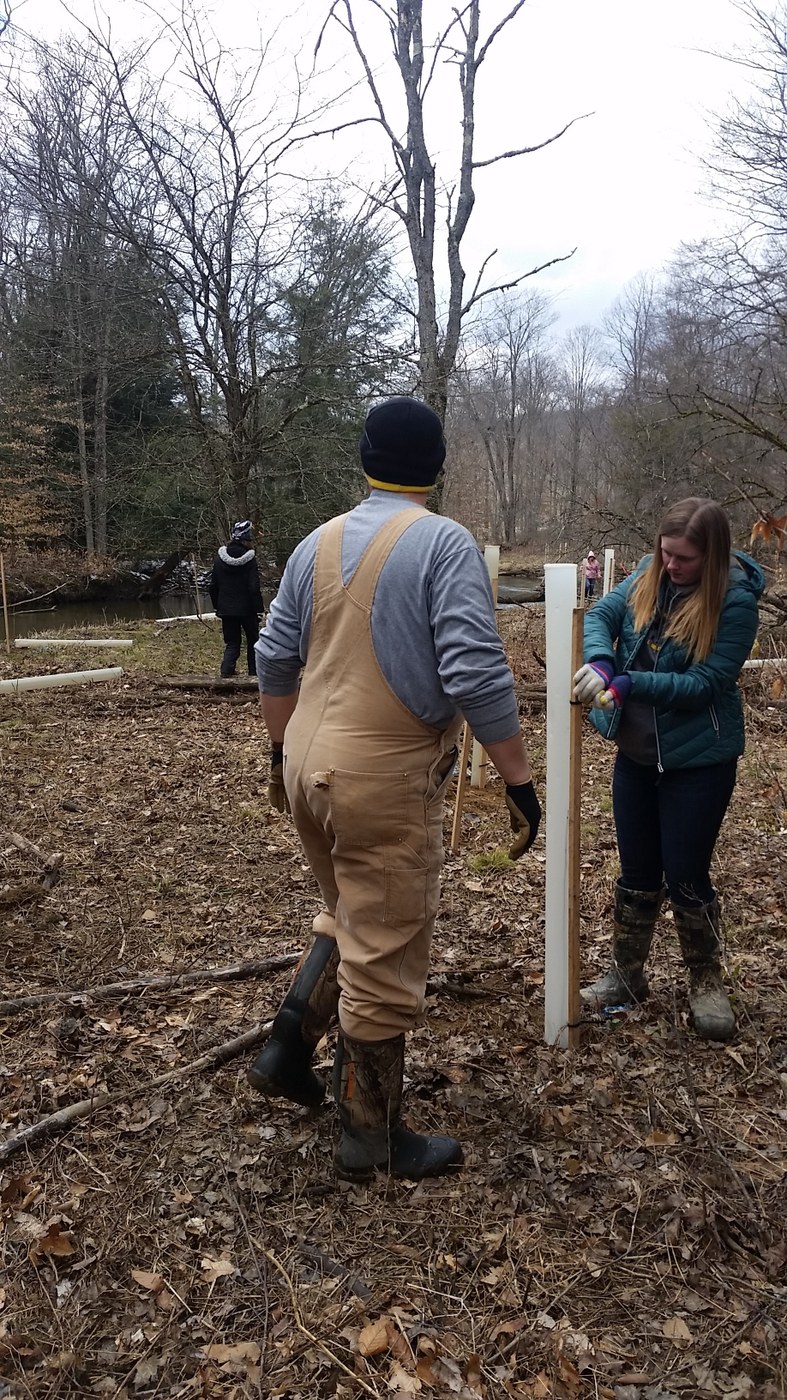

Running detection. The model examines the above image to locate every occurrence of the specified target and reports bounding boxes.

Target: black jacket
[208,544,265,617]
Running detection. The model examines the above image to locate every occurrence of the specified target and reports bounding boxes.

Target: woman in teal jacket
[573,498,764,1041]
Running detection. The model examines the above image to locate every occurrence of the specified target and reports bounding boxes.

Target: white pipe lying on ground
[14,638,133,649]
[0,667,123,695]
[156,612,217,625]
[743,658,786,668]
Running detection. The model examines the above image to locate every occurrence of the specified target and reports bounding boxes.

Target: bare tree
[320,0,581,418]
[0,37,164,554]
[86,7,333,522]
[707,2,787,238]
[452,291,555,543]
[604,272,659,402]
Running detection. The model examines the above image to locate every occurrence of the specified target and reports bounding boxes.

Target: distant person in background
[583,550,602,599]
[209,520,265,678]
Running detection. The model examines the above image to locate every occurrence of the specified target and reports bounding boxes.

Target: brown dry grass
[0,612,785,1400]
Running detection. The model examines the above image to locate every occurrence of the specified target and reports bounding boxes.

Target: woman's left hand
[596,674,632,710]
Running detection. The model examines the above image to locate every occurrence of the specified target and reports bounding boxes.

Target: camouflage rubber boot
[333,1034,463,1183]
[581,883,663,1010]
[247,935,340,1106]
[673,897,735,1042]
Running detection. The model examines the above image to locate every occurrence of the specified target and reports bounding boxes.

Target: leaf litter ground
[0,612,785,1400]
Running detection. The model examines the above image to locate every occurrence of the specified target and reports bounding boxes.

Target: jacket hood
[219,545,255,567]
[730,549,766,600]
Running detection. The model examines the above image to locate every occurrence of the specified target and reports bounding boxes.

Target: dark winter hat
[231,519,253,543]
[360,397,446,492]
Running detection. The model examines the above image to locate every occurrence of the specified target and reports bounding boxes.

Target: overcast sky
[7,0,760,332]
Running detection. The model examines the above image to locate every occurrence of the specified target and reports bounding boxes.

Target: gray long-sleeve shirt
[254,492,521,747]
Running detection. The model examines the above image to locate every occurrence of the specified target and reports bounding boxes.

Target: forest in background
[1,1,787,575]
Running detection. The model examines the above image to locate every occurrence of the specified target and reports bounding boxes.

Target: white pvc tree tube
[603,547,615,596]
[14,638,133,649]
[0,668,123,695]
[544,563,578,1048]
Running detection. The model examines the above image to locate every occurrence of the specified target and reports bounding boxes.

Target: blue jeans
[612,751,737,908]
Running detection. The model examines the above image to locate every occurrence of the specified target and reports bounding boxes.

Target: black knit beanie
[360,397,446,491]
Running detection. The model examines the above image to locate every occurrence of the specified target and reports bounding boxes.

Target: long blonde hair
[629,498,731,661]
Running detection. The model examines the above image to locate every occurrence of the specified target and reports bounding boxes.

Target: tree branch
[0,1018,275,1163]
[473,113,592,169]
[461,250,576,317]
[0,953,300,1017]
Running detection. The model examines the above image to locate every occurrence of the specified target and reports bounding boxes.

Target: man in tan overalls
[248,398,541,1180]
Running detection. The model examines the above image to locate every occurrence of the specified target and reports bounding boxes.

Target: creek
[1,593,204,643]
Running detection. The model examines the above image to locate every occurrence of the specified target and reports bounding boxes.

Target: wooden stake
[192,555,202,619]
[566,607,585,1047]
[449,721,473,854]
[0,552,11,655]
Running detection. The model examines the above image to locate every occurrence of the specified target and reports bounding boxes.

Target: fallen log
[156,674,257,691]
[0,953,300,1017]
[0,1019,274,1163]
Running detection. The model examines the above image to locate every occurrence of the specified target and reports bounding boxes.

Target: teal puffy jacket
[584,551,765,769]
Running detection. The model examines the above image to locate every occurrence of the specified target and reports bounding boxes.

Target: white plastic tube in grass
[14,638,133,649]
[0,667,123,695]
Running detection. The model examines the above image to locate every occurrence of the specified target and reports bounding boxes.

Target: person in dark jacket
[208,520,265,677]
[572,498,764,1042]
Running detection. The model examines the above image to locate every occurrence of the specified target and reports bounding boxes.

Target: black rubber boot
[247,935,340,1106]
[673,897,735,1042]
[333,1033,463,1182]
[581,883,663,1009]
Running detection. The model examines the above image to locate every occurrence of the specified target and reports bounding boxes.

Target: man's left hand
[505,781,542,859]
[269,743,290,814]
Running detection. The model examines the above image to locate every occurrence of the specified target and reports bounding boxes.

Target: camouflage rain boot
[333,1033,463,1182]
[247,934,340,1106]
[581,883,663,1009]
[673,897,735,1042]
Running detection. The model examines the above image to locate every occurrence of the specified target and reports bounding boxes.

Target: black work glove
[505,781,541,859]
[268,743,290,815]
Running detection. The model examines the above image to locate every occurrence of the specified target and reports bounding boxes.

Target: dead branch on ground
[0,1018,274,1163]
[0,953,300,1016]
[0,830,64,908]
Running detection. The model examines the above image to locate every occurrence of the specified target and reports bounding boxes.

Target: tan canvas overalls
[283,508,462,1043]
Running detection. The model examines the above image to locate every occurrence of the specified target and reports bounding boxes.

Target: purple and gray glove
[597,674,631,709]
[572,661,614,704]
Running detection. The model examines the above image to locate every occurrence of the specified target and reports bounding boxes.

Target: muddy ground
[0,611,785,1400]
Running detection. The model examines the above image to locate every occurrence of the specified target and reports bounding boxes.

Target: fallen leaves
[29,1221,76,1263]
[199,1341,261,1379]
[662,1316,694,1345]
[1,610,785,1399]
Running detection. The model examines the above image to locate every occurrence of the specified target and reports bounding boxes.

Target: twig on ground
[0,955,508,1017]
[298,1241,372,1300]
[251,1241,382,1398]
[0,1018,273,1163]
[0,954,300,1016]
[0,829,64,906]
